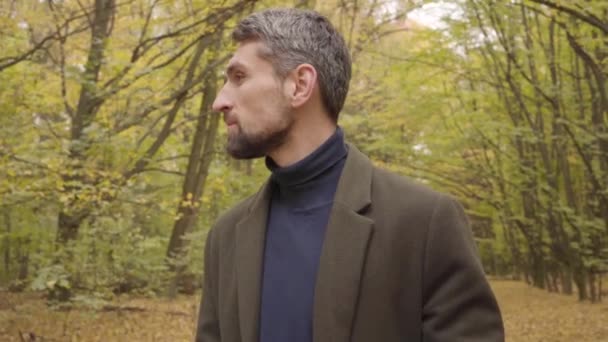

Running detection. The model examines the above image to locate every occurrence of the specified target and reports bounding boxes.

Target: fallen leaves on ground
[0,280,606,341]
[0,292,200,341]
[491,280,608,342]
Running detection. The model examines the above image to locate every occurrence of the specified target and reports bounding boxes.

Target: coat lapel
[313,145,375,342]
[235,181,272,342]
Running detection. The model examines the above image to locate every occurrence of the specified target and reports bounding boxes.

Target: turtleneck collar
[266,127,347,188]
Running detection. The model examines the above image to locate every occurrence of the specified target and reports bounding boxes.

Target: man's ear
[287,64,317,108]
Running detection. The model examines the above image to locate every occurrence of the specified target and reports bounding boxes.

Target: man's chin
[226,140,266,160]
[225,125,290,160]
[227,149,265,160]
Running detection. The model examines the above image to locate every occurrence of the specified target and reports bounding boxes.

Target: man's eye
[235,73,245,81]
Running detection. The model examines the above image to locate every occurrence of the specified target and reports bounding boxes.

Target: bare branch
[113,54,229,135]
[527,0,608,34]
[141,168,185,177]
[153,154,191,163]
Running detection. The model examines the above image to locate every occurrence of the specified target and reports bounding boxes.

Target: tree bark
[589,272,598,302]
[56,0,116,244]
[166,46,220,297]
[561,267,573,295]
[573,268,588,301]
[2,210,11,283]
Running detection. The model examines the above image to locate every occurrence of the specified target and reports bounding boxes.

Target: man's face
[212,40,294,159]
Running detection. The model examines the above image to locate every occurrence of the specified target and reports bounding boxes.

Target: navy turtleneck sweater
[259,128,348,342]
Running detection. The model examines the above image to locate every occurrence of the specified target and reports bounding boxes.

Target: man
[196,8,504,342]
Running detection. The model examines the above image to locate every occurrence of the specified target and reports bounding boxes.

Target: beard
[226,112,294,160]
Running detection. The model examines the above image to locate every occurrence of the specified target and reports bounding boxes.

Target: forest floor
[493,280,608,341]
[0,280,607,341]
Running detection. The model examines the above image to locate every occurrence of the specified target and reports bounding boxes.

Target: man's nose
[212,87,232,113]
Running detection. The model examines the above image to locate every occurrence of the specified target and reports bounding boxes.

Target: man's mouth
[224,114,238,127]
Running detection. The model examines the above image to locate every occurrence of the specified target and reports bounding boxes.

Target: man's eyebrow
[225,61,246,76]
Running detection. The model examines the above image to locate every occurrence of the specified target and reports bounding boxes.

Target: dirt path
[1,280,606,341]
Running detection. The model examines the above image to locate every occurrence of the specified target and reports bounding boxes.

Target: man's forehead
[225,51,250,71]
[225,49,271,74]
[226,40,267,65]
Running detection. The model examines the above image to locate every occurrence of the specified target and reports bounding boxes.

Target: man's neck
[268,117,337,168]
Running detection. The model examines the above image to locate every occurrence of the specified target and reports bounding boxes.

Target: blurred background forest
[0,0,607,340]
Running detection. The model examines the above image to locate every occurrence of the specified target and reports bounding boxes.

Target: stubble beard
[226,111,294,160]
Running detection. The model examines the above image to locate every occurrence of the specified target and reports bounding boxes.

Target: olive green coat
[196,145,504,342]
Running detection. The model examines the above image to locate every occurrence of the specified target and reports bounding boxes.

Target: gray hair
[232,8,351,122]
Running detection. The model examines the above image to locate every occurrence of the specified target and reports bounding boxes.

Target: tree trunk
[599,274,603,302]
[524,269,531,285]
[12,237,30,291]
[589,272,598,303]
[561,267,573,295]
[17,253,28,283]
[552,270,559,293]
[574,268,588,301]
[545,272,554,292]
[56,210,89,244]
[530,248,546,289]
[166,53,220,297]
[56,0,116,244]
[2,210,11,283]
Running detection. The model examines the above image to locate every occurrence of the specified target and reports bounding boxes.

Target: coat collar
[235,143,374,342]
